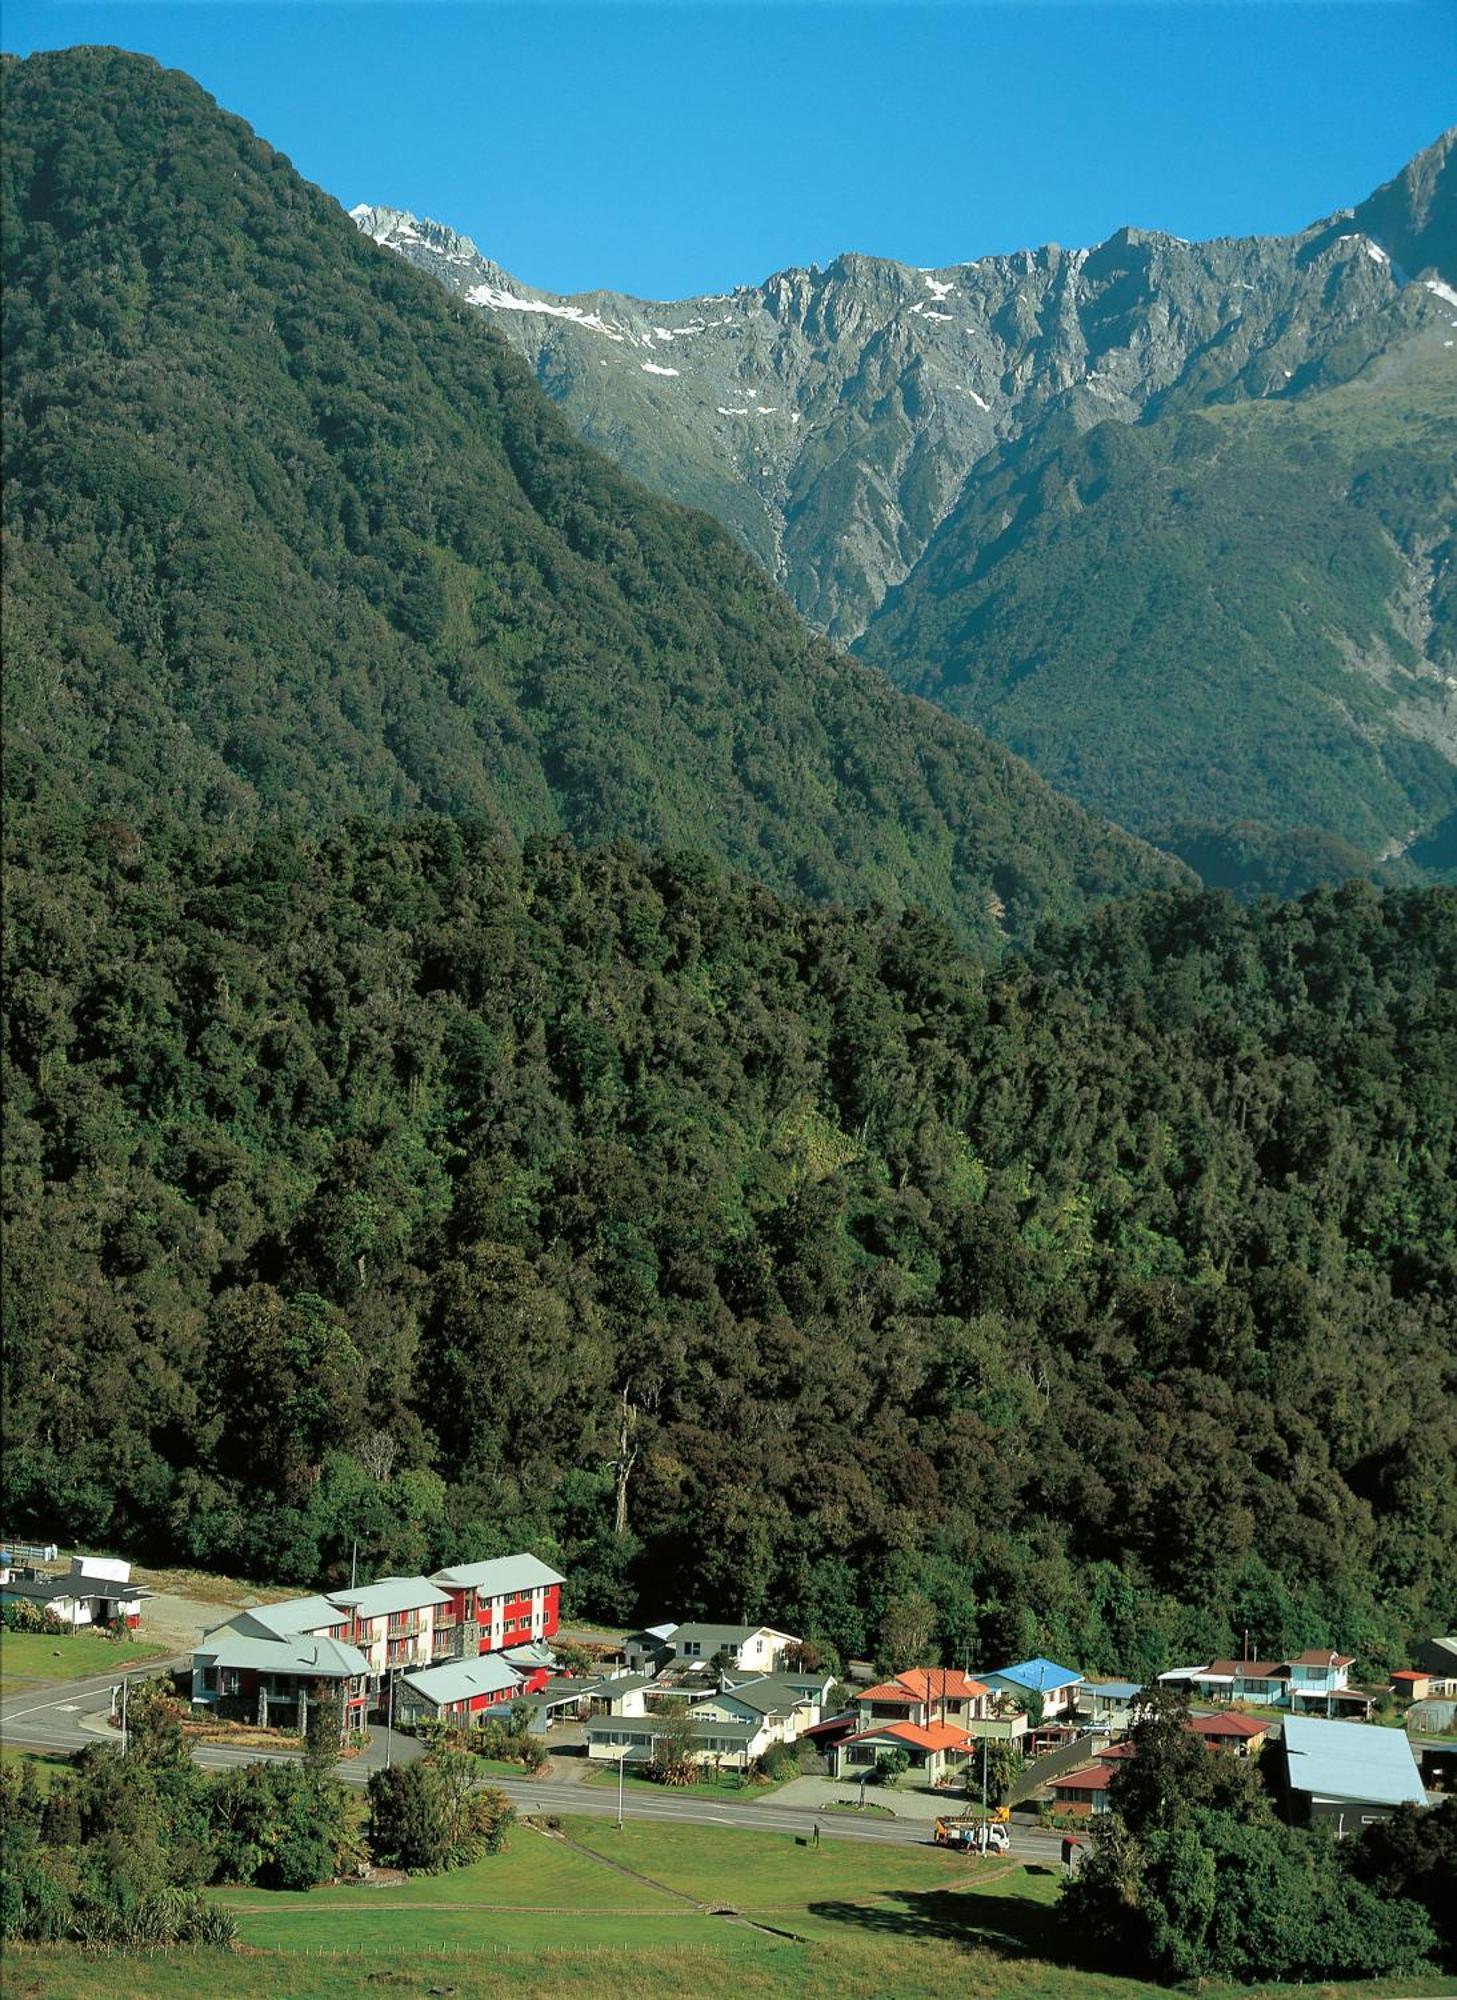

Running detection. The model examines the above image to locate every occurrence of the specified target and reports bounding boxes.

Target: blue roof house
[981,1657,1085,1718]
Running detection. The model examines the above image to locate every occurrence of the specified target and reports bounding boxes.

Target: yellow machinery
[934,1806,1010,1851]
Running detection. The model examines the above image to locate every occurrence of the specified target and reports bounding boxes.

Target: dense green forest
[859,341,1457,877]
[4,816,1454,1672]
[0,47,1183,958]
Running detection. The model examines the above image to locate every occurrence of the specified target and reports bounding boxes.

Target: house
[0,1555,150,1632]
[191,1627,370,1732]
[731,1665,836,1712]
[851,1668,999,1736]
[834,1718,976,1786]
[980,1658,1084,1719]
[1160,1651,1358,1713]
[330,1577,452,1679]
[1280,1714,1427,1834]
[585,1711,777,1770]
[668,1624,800,1672]
[588,1672,656,1718]
[1189,1712,1268,1755]
[1050,1761,1117,1815]
[1076,1679,1146,1728]
[623,1623,680,1673]
[395,1653,524,1725]
[429,1554,564,1659]
[1285,1651,1356,1713]
[690,1676,820,1746]
[1160,1658,1288,1705]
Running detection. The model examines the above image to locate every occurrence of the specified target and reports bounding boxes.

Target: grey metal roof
[399,1655,521,1705]
[587,1715,762,1746]
[503,1640,557,1668]
[231,1596,344,1639]
[700,1677,806,1716]
[670,1623,761,1650]
[727,1668,833,1697]
[1282,1715,1427,1807]
[429,1554,564,1596]
[194,1627,369,1679]
[329,1576,451,1618]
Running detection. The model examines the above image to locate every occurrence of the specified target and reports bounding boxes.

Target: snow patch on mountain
[641,362,680,377]
[465,282,628,342]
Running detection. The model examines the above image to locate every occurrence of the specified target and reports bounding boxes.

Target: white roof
[329,1576,451,1618]
[429,1553,564,1597]
[1282,1715,1427,1808]
[400,1655,523,1705]
[195,1626,368,1679]
[72,1555,130,1584]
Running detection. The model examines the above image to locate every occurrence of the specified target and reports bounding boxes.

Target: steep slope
[0,48,1184,952]
[858,334,1457,873]
[355,130,1455,643]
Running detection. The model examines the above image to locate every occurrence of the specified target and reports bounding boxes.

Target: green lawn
[0,1628,167,1697]
[582,1764,782,1803]
[465,1755,540,1779]
[8,1933,1455,2000]
[9,1814,1457,2000]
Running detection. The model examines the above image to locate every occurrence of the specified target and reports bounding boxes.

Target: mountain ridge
[354,129,1455,644]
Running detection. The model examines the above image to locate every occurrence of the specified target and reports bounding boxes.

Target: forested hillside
[5,817,1454,1672]
[858,336,1457,877]
[0,47,1182,956]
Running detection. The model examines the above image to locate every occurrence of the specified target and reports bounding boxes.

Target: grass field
[6,1813,1456,1999]
[0,1629,167,1698]
[581,1764,781,1802]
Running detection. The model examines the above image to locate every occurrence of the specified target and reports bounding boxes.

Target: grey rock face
[350,130,1454,644]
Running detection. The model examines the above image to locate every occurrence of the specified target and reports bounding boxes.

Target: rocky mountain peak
[352,134,1454,642]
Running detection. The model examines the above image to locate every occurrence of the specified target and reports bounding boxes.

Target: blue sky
[6,3,1454,297]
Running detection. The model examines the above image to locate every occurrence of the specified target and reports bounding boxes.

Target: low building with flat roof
[1280,1714,1427,1835]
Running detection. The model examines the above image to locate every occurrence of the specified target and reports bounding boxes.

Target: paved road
[0,1670,1067,1861]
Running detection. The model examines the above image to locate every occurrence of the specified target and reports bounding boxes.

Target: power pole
[385,1667,396,1769]
[120,1674,129,1760]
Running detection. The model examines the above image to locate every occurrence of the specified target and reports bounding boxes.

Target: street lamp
[385,1666,397,1770]
[616,1744,629,1830]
